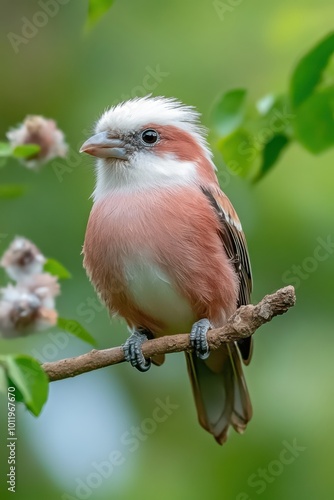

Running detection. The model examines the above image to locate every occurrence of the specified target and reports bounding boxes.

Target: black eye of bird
[141,129,159,145]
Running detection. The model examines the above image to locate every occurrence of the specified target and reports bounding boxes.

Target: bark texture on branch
[43,286,296,382]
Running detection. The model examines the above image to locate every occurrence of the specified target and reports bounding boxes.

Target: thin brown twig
[42,286,296,382]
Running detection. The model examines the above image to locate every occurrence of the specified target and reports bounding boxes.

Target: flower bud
[7,115,68,169]
[0,281,58,338]
[0,237,46,282]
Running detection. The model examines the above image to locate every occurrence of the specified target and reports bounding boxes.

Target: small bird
[80,96,253,444]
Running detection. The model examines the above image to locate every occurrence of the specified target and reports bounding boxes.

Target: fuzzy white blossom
[0,236,46,282]
[0,237,61,338]
[6,115,68,169]
[25,273,60,309]
[0,274,59,338]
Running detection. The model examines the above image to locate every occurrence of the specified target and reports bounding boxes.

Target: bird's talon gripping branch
[123,329,151,372]
[190,318,211,360]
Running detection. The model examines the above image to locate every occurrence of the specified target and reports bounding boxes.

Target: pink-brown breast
[83,185,239,335]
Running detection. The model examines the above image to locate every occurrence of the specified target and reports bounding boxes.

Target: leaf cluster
[211,33,334,180]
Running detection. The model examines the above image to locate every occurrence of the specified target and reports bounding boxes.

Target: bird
[80,96,253,445]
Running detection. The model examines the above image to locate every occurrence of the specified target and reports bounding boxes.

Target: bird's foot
[190,318,211,360]
[123,329,151,372]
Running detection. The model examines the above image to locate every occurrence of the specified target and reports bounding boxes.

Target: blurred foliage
[0,354,48,416]
[0,185,26,199]
[0,144,40,199]
[0,237,94,415]
[0,142,41,162]
[213,32,334,180]
[87,0,115,29]
[57,317,97,347]
[0,143,13,158]
[44,258,72,280]
[0,0,333,499]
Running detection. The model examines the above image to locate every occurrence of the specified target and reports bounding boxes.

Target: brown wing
[201,186,253,364]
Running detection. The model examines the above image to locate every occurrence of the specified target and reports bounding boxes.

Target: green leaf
[57,317,97,346]
[87,0,114,28]
[290,32,334,108]
[0,354,49,416]
[255,94,294,137]
[255,134,290,182]
[294,87,334,154]
[0,142,12,157]
[217,128,256,177]
[44,258,72,280]
[0,184,26,199]
[13,144,41,159]
[0,364,8,394]
[211,89,247,136]
[256,94,276,115]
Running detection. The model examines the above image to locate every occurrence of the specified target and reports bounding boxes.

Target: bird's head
[80,96,216,199]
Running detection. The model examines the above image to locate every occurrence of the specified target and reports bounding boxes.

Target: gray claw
[123,329,151,372]
[190,318,211,360]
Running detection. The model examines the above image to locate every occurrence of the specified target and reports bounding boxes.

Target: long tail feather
[185,343,252,444]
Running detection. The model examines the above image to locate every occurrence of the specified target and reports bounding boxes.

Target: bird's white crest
[95,95,211,156]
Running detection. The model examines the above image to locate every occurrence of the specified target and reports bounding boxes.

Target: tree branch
[43,286,296,382]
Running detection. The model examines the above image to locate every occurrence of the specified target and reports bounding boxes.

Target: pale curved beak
[79,131,129,160]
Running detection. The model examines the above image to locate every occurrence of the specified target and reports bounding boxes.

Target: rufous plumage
[80,96,253,444]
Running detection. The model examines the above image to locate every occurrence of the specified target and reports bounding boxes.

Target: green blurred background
[0,0,333,499]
